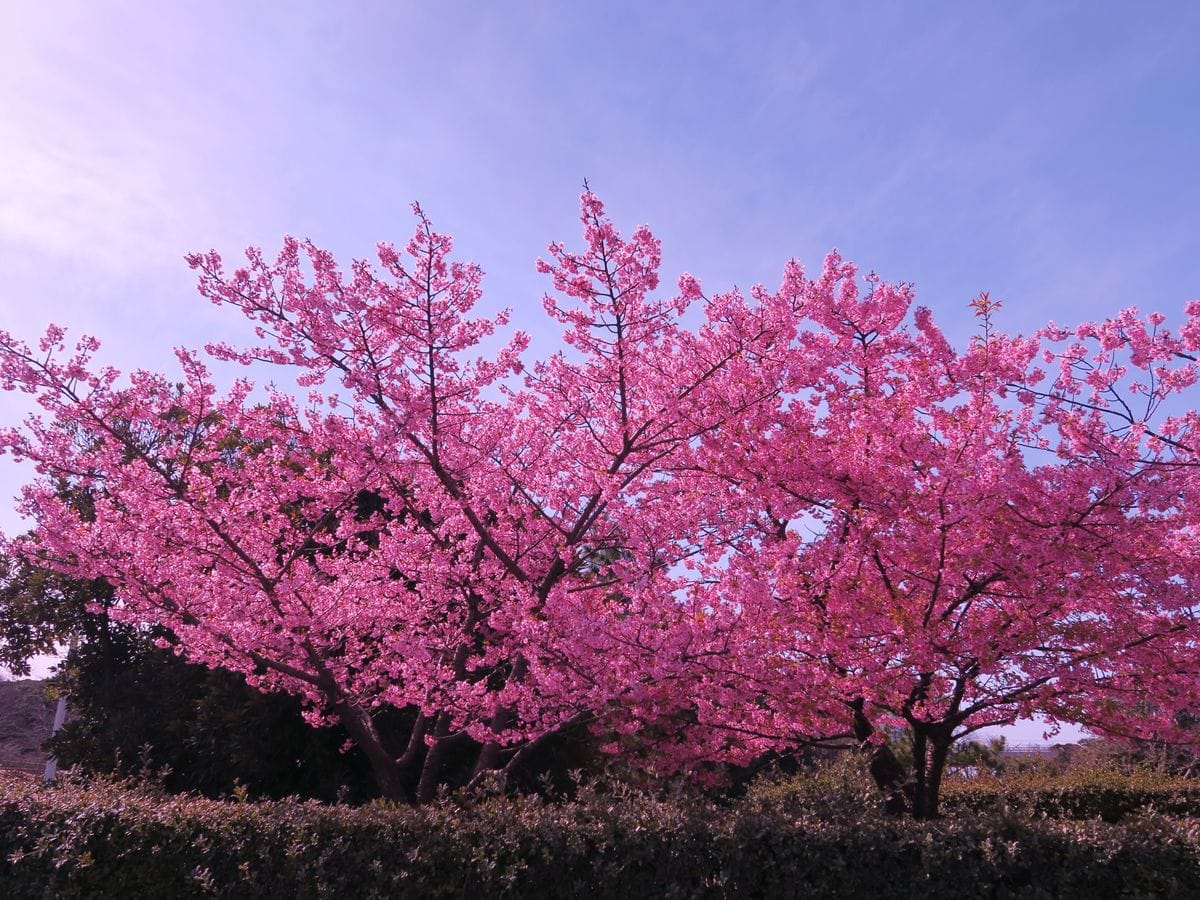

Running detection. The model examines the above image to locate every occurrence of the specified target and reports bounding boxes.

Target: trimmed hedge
[3,773,1200,898]
[942,769,1200,822]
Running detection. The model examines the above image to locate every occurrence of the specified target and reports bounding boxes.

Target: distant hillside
[0,680,56,773]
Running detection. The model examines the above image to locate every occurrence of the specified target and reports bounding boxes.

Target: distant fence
[1000,744,1075,756]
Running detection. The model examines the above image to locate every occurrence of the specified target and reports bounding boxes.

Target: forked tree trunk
[416,713,453,804]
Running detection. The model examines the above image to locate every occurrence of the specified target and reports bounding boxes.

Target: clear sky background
[2,2,1198,742]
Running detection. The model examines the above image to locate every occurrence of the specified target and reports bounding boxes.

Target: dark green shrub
[50,623,383,803]
[4,771,1200,898]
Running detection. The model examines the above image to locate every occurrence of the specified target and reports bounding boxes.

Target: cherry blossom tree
[2,193,1198,817]
[684,264,1200,817]
[0,194,796,802]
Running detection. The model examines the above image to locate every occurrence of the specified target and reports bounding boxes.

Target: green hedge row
[743,761,1200,824]
[3,773,1200,898]
[941,770,1200,822]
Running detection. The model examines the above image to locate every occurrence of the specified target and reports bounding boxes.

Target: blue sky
[1,3,1198,736]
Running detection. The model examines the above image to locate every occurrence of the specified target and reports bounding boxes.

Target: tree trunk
[913,735,952,820]
[911,729,929,817]
[331,696,408,802]
[416,712,452,804]
[42,693,69,784]
[848,699,912,816]
[471,655,528,779]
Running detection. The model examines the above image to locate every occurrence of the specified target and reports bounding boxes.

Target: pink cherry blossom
[3,194,1198,818]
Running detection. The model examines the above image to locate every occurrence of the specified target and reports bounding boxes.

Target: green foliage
[0,554,106,677]
[4,770,1200,898]
[49,623,382,802]
[1068,734,1200,779]
[941,767,1200,822]
[949,736,1008,775]
[884,730,1007,777]
[743,755,1200,824]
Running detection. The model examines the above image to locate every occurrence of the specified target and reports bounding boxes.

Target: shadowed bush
[4,770,1200,898]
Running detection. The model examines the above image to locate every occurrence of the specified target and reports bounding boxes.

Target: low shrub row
[942,769,1200,822]
[738,759,1200,824]
[3,772,1200,898]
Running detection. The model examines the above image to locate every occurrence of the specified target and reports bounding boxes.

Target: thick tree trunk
[471,733,506,779]
[912,735,952,820]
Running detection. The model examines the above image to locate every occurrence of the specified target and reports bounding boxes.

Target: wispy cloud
[0,6,217,272]
[0,1,1197,539]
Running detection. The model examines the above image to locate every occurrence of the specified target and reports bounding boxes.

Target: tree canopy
[2,193,1198,817]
